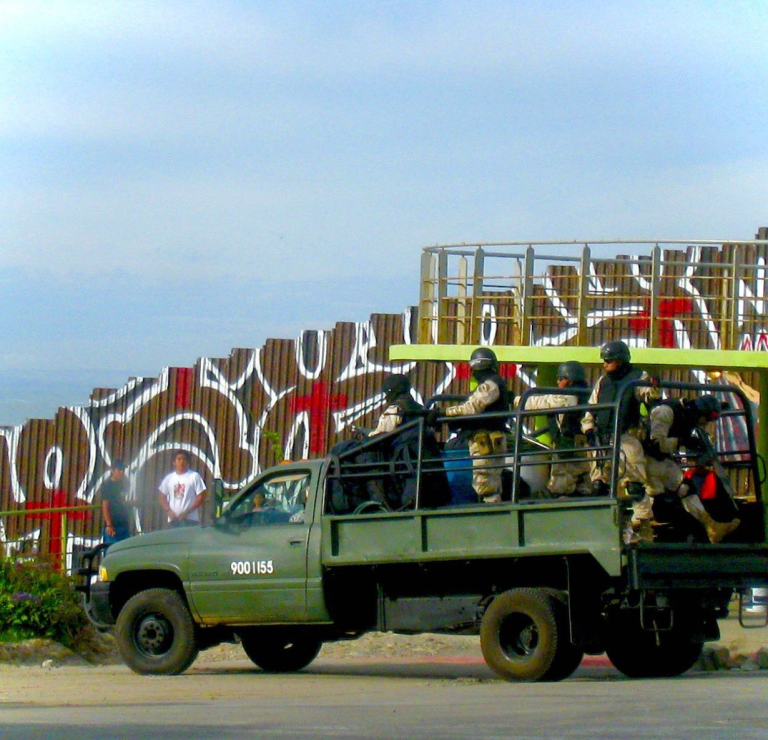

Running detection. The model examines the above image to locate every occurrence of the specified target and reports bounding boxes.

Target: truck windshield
[227,471,311,525]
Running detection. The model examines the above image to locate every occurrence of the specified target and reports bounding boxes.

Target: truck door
[187,468,316,624]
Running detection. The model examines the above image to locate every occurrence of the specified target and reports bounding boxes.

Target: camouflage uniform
[371,404,407,436]
[581,370,660,522]
[446,378,508,503]
[522,392,590,495]
[646,401,740,543]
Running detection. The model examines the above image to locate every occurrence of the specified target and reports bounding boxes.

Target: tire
[116,588,199,676]
[241,632,322,672]
[538,589,584,681]
[605,610,703,678]
[480,588,578,682]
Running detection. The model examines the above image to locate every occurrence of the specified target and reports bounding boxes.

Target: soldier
[581,340,660,542]
[370,374,423,436]
[370,373,449,509]
[445,348,511,503]
[645,394,740,543]
[519,361,591,496]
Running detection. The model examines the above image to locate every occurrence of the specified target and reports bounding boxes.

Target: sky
[2,0,768,425]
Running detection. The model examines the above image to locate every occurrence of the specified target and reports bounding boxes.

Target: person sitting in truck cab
[581,340,660,542]
[644,394,740,544]
[518,361,591,497]
[444,348,511,504]
[288,479,310,524]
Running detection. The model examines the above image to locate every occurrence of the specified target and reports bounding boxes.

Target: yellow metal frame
[391,343,768,508]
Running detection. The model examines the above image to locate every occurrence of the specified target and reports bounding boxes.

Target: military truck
[79,377,768,681]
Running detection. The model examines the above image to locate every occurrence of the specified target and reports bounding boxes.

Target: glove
[585,429,597,447]
[644,439,665,460]
[684,435,706,453]
[425,407,441,427]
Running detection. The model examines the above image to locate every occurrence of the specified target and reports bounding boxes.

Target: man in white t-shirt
[158,451,207,527]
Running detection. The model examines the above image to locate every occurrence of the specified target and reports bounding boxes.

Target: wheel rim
[134,612,174,657]
[498,613,539,662]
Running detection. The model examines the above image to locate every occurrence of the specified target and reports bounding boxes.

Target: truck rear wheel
[241,632,322,672]
[605,611,703,678]
[480,588,580,682]
[116,588,199,675]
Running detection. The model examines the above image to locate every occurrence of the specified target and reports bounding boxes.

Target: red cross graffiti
[289,382,348,454]
[25,490,92,569]
[455,362,518,382]
[629,298,694,348]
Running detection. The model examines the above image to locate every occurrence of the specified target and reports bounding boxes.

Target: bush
[0,559,88,647]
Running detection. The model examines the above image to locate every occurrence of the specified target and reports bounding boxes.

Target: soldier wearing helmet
[370,373,423,436]
[581,340,661,542]
[444,347,511,503]
[644,394,740,543]
[517,361,591,496]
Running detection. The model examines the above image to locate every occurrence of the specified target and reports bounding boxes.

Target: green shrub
[0,559,88,647]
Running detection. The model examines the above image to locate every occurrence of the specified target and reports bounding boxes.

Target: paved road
[1,658,768,740]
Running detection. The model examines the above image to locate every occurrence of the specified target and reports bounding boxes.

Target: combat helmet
[600,340,631,363]
[557,361,587,384]
[693,395,722,421]
[469,347,498,373]
[381,373,411,401]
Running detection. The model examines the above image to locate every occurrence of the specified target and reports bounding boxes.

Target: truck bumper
[85,581,115,627]
[629,544,768,590]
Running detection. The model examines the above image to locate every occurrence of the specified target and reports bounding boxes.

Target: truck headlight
[99,565,110,582]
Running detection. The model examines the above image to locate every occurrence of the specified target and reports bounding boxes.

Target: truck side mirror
[213,478,226,518]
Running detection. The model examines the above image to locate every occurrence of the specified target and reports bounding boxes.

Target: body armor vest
[392,394,424,419]
[594,365,644,434]
[643,399,695,459]
[460,372,511,432]
[554,384,592,442]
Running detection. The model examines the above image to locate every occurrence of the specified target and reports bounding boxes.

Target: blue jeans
[103,525,131,550]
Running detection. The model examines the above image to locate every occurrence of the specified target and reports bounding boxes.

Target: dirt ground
[0,614,765,671]
[0,617,766,713]
[195,616,768,665]
[197,630,482,665]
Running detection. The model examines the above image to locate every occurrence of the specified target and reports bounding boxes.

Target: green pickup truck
[79,381,768,681]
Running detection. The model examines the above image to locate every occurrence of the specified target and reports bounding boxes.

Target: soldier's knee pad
[625,481,646,500]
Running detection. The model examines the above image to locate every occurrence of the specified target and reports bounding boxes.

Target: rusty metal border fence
[418,237,768,349]
[0,505,101,573]
[0,310,469,571]
[2,233,768,570]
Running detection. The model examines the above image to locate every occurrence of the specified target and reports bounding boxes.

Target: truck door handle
[289,538,305,546]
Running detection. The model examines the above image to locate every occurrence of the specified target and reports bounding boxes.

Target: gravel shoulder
[0,616,765,669]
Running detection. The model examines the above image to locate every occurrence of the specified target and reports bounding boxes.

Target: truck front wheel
[480,588,580,682]
[116,588,199,675]
[241,632,322,672]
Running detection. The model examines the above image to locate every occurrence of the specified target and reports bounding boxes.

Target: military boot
[623,518,654,545]
[700,512,741,544]
[625,481,646,500]
[591,480,610,497]
[633,519,654,544]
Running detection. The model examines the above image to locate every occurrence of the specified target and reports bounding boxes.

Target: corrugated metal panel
[2,238,768,566]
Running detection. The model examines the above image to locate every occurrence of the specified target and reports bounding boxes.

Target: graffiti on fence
[0,241,767,566]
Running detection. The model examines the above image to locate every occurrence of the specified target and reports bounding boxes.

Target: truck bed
[321,498,622,577]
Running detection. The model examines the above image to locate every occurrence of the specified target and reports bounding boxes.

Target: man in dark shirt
[102,459,131,547]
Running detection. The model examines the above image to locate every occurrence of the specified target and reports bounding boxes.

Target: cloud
[1,0,767,391]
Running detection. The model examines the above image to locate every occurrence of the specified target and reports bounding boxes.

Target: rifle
[692,428,738,502]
